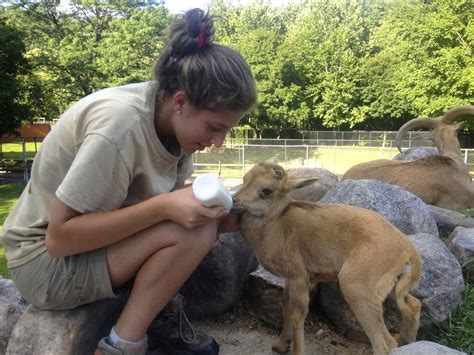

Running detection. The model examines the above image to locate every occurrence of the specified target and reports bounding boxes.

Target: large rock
[321,179,439,236]
[6,288,130,355]
[0,278,29,354]
[319,233,464,341]
[287,166,339,202]
[401,233,464,337]
[429,206,474,236]
[449,227,474,279]
[390,340,467,355]
[180,232,258,318]
[243,266,285,328]
[393,147,439,161]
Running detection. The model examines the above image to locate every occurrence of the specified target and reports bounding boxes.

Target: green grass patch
[1,142,40,160]
[0,183,25,278]
[192,145,401,176]
[434,282,474,354]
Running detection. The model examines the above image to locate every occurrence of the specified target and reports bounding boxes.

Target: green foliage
[0,18,30,135]
[1,0,473,131]
[361,0,474,128]
[3,1,171,120]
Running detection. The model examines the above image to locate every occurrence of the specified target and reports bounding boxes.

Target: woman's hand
[164,186,229,229]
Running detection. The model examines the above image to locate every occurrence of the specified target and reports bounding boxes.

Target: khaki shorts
[10,248,117,310]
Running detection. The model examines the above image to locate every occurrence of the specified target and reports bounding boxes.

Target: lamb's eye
[259,188,273,198]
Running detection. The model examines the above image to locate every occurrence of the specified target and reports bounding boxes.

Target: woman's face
[173,101,246,154]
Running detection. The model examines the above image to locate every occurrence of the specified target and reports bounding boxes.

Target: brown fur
[342,117,474,210]
[342,154,474,210]
[233,162,422,355]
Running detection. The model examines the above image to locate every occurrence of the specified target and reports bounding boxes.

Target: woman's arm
[45,186,228,258]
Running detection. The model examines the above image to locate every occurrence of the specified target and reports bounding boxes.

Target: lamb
[232,161,422,355]
[342,105,474,210]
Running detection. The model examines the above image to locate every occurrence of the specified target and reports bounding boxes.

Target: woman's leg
[106,220,218,342]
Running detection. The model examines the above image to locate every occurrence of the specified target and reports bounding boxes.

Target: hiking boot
[94,335,148,355]
[147,294,220,355]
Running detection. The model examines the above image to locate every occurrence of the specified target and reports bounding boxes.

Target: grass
[0,183,25,278]
[434,282,474,354]
[1,142,40,160]
[435,224,474,354]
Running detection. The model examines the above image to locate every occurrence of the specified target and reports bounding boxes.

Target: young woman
[1,8,257,355]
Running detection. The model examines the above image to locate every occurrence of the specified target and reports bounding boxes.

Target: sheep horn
[395,117,438,153]
[441,105,474,123]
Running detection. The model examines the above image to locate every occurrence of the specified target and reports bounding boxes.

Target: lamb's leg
[272,283,292,353]
[339,269,397,355]
[287,277,309,355]
[395,293,421,345]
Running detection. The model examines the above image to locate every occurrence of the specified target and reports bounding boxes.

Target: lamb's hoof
[394,333,412,347]
[272,339,290,353]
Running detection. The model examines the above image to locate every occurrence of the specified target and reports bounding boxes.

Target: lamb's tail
[394,245,422,345]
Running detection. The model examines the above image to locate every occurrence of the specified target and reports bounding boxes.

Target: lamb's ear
[286,178,318,191]
[266,156,278,164]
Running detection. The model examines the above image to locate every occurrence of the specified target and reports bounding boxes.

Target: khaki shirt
[2,81,194,268]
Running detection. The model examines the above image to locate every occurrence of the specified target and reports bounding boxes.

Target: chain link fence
[2,132,474,183]
[193,136,474,178]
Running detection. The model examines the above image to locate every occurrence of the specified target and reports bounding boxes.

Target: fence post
[306,145,309,162]
[22,140,29,183]
[242,144,246,176]
[284,139,287,168]
[465,149,468,164]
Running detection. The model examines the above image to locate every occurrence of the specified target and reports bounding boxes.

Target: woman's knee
[171,221,218,254]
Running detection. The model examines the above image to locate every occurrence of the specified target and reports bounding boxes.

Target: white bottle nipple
[192,173,233,210]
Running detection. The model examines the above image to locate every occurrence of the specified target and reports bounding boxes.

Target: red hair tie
[197,30,207,48]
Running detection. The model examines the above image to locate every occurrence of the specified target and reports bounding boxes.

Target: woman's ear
[173,91,187,113]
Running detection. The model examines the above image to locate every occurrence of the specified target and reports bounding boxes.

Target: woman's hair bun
[168,8,214,58]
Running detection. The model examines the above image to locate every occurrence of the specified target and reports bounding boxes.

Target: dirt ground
[192,303,371,355]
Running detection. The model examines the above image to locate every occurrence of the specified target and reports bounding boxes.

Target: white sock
[108,326,145,346]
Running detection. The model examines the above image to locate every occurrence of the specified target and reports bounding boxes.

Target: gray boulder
[180,232,258,318]
[287,166,339,202]
[243,266,285,328]
[390,340,466,355]
[6,288,130,355]
[0,278,29,354]
[449,227,474,279]
[429,206,474,236]
[393,147,439,161]
[404,233,464,336]
[243,266,323,330]
[321,179,438,236]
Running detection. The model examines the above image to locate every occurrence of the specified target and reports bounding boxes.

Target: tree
[4,1,170,120]
[361,0,474,129]
[211,0,301,136]
[0,18,30,136]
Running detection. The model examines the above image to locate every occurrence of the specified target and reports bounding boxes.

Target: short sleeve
[56,134,130,213]
[176,153,194,184]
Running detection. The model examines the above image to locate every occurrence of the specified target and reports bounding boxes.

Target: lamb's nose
[232,196,237,205]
